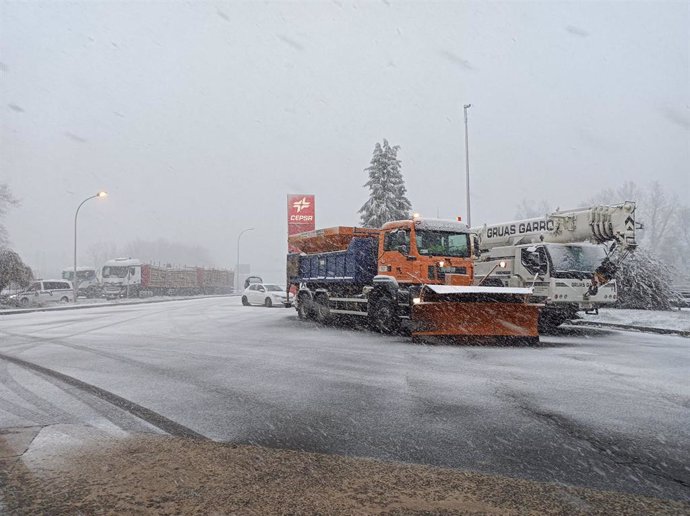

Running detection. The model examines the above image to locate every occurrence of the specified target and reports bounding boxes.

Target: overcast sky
[1,1,688,282]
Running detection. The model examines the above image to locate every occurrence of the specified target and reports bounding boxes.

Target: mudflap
[411,301,541,341]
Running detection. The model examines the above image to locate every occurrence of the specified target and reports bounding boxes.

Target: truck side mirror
[397,244,408,255]
[472,236,480,257]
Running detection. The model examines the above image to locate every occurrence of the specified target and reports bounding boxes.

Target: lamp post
[463,103,472,227]
[74,191,107,302]
[235,227,254,292]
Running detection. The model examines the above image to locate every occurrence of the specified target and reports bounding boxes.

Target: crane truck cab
[288,217,540,342]
[472,202,636,329]
[476,242,617,326]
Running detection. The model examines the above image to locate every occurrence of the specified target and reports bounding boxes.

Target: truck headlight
[413,297,421,305]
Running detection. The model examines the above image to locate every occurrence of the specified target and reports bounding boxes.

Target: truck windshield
[415,231,469,257]
[545,245,607,274]
[102,266,129,278]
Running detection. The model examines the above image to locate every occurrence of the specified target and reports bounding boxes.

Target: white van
[9,280,74,307]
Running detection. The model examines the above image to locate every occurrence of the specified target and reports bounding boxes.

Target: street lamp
[463,103,472,227]
[74,191,107,302]
[235,227,254,292]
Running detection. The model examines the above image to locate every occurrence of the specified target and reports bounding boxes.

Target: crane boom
[473,202,637,252]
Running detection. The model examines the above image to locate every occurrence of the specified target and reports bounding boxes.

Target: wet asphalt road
[0,297,688,501]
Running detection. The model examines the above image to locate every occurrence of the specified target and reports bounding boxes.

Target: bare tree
[86,241,120,270]
[123,239,214,267]
[0,184,19,248]
[514,199,551,219]
[644,181,677,251]
[584,180,688,308]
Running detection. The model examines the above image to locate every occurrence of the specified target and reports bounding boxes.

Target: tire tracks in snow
[501,391,690,498]
[0,352,206,440]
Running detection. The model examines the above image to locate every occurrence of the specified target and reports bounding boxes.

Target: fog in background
[2,1,688,283]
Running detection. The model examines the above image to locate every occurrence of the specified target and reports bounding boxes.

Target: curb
[0,294,238,317]
[567,319,690,338]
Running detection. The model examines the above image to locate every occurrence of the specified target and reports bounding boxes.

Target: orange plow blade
[411,286,541,341]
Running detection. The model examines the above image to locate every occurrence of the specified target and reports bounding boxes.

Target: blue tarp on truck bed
[290,237,377,285]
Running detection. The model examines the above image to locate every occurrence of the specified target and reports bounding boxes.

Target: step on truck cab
[288,217,541,343]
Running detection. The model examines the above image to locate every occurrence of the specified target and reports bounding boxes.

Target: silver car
[9,280,74,307]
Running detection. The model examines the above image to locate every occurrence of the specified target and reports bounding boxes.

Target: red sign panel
[288,194,315,252]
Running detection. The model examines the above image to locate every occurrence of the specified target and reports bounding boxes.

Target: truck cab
[61,267,100,298]
[378,218,474,286]
[101,258,142,298]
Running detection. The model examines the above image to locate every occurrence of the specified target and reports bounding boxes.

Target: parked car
[243,275,263,289]
[8,280,74,307]
[242,283,289,307]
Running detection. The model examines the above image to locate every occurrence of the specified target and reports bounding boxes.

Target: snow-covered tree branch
[359,140,412,228]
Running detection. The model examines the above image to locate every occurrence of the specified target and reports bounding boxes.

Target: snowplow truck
[287,217,541,343]
[471,202,637,329]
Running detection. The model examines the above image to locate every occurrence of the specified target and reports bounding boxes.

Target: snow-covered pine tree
[359,139,412,228]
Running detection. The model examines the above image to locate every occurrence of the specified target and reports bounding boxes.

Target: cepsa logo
[288,195,315,222]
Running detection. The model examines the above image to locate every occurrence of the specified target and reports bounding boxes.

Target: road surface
[0,297,688,501]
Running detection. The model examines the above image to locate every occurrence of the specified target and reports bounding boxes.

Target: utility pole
[463,104,472,227]
[73,191,107,303]
[235,227,254,292]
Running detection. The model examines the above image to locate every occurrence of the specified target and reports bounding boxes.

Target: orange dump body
[288,226,380,253]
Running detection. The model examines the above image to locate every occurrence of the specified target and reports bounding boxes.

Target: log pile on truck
[287,217,542,343]
[102,258,233,298]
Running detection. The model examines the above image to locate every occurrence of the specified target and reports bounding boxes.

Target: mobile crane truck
[287,217,541,343]
[471,202,637,329]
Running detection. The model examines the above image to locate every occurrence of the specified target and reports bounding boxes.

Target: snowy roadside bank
[0,294,237,316]
[1,431,686,514]
[573,308,690,336]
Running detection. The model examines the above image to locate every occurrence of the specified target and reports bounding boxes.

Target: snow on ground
[581,308,690,332]
[0,294,235,314]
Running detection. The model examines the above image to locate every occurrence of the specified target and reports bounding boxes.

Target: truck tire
[314,293,330,323]
[372,297,399,334]
[538,311,570,332]
[297,293,315,320]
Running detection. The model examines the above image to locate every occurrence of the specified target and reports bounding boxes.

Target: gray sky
[2,1,688,282]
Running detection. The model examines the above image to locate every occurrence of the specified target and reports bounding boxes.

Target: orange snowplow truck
[287,217,541,343]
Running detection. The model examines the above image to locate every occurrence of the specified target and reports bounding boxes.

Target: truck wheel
[314,294,330,323]
[20,298,29,306]
[538,311,569,332]
[372,297,398,334]
[297,294,314,320]
[242,296,250,306]
[264,297,273,307]
[60,296,70,303]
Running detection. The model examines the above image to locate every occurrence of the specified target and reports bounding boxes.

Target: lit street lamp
[235,227,254,292]
[463,103,472,227]
[73,191,107,302]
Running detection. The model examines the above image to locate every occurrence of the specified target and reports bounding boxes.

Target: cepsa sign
[287,195,315,250]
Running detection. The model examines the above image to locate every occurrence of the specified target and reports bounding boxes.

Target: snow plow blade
[411,286,541,342]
